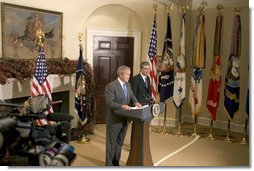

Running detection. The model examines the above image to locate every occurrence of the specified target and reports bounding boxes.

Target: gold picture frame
[1,3,63,59]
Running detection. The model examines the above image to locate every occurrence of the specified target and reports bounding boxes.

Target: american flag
[31,47,53,126]
[147,14,158,100]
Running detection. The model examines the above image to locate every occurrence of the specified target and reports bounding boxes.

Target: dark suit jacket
[105,79,138,125]
[130,74,151,106]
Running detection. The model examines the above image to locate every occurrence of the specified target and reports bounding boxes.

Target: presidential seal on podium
[152,103,160,117]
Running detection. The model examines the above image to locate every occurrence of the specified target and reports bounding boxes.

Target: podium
[115,103,164,166]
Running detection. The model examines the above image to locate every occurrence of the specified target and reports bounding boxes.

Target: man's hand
[121,105,131,110]
[134,102,142,108]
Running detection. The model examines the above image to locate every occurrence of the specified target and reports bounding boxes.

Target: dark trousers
[105,122,128,166]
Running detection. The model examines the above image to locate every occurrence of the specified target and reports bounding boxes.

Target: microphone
[0,101,23,114]
[0,102,23,108]
[47,113,74,122]
[10,113,47,119]
[143,94,155,105]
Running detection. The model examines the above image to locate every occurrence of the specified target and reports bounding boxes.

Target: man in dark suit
[130,61,154,105]
[105,65,141,166]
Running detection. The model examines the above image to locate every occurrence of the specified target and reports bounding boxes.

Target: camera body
[0,101,76,166]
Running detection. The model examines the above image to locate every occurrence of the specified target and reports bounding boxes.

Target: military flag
[31,46,53,126]
[206,13,223,121]
[189,14,206,117]
[75,46,88,125]
[158,14,174,103]
[147,13,158,100]
[224,14,241,120]
[173,13,186,108]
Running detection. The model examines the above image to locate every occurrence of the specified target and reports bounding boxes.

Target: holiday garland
[0,57,96,134]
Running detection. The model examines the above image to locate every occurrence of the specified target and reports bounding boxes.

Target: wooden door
[93,36,134,123]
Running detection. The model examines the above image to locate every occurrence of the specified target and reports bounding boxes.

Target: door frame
[86,28,141,75]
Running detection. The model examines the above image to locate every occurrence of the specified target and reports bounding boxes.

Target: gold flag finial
[198,0,207,15]
[198,6,204,15]
[36,28,45,47]
[181,5,189,14]
[217,4,224,14]
[78,32,88,62]
[153,4,158,14]
[234,8,241,15]
[78,32,83,47]
[166,5,173,15]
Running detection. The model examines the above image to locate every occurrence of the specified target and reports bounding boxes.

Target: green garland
[0,57,96,134]
[0,57,79,84]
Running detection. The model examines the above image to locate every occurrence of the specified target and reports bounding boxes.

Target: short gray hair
[117,65,130,76]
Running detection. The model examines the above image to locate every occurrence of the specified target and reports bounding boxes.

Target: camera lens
[0,133,3,151]
[40,142,61,166]
[49,144,76,166]
[0,118,17,133]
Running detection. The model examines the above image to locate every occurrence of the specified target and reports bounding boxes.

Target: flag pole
[175,104,183,137]
[191,115,198,137]
[206,4,224,141]
[174,6,187,137]
[149,3,160,134]
[240,118,248,144]
[190,3,206,138]
[206,119,215,140]
[158,99,170,135]
[157,5,174,136]
[77,32,90,144]
[224,119,232,143]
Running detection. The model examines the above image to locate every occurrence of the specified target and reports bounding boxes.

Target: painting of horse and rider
[1,3,63,59]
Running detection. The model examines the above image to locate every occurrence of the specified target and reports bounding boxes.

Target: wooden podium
[115,103,164,166]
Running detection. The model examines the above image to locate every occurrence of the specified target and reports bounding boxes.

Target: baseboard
[151,116,176,127]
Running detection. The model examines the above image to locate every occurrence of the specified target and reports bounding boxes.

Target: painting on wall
[1,3,63,59]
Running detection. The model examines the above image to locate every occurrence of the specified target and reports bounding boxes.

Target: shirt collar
[140,73,147,80]
[117,77,125,87]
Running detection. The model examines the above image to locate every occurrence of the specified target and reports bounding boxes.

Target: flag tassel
[157,102,170,135]
[206,119,215,140]
[159,119,169,135]
[224,119,232,143]
[149,123,158,134]
[240,118,248,144]
[191,115,198,137]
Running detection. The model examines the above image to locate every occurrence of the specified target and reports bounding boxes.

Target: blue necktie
[123,83,128,102]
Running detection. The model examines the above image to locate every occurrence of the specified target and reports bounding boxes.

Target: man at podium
[105,65,141,166]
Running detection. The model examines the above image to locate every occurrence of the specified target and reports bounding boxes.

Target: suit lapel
[114,79,126,100]
[138,74,147,89]
[147,76,151,90]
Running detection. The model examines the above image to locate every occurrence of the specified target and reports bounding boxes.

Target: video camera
[0,97,76,166]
